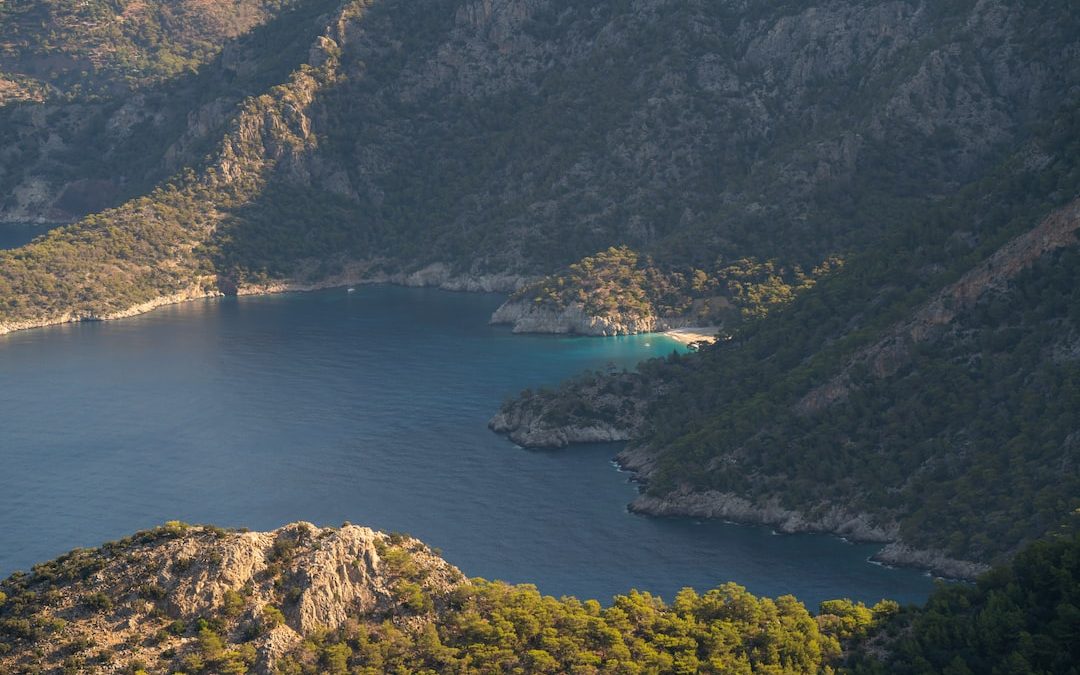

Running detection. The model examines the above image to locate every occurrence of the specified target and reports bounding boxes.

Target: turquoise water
[0,286,935,608]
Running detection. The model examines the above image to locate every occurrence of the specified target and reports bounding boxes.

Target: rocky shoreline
[487,396,993,581]
[0,262,532,338]
[615,446,991,580]
[0,258,992,582]
[490,297,697,336]
[488,408,635,448]
[626,487,990,580]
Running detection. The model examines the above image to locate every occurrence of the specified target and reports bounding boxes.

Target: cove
[0,285,934,608]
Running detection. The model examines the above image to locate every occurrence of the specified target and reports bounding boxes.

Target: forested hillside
[3,522,1077,674]
[0,0,341,221]
[0,0,302,100]
[1,0,1078,331]
[495,101,1080,576]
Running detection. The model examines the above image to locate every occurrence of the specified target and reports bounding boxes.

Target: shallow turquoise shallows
[0,285,934,608]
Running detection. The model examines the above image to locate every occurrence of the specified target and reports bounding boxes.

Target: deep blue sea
[0,248,935,608]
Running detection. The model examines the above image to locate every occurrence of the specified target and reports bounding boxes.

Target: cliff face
[0,522,462,674]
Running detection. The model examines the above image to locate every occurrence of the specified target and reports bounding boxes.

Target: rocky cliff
[0,522,462,674]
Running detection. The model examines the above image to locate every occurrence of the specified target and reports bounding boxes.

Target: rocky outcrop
[489,371,659,448]
[0,522,463,674]
[489,406,633,448]
[628,487,989,580]
[490,298,696,336]
[873,542,991,581]
[394,262,529,293]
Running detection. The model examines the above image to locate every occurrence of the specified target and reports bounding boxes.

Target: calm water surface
[0,222,54,249]
[0,285,935,608]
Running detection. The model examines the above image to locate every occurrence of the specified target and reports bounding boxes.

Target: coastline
[0,263,989,582]
[0,263,725,344]
[0,262,531,338]
[614,446,990,581]
[663,326,721,345]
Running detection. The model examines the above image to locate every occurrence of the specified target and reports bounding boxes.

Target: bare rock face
[0,522,463,674]
[151,522,423,635]
[490,299,669,336]
[490,405,634,447]
[627,487,991,580]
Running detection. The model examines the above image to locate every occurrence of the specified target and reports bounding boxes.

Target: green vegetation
[276,580,873,674]
[510,245,841,327]
[2,523,1079,673]
[524,100,1080,567]
[847,531,1080,674]
[2,0,1077,334]
[0,0,302,98]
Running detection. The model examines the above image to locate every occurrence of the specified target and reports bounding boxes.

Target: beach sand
[664,326,720,345]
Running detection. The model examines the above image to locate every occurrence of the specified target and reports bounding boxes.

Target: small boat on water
[347,287,356,293]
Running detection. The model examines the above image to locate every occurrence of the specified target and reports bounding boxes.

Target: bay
[0,285,934,608]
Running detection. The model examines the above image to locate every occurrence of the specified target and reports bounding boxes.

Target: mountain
[0,521,873,674]
[0,0,341,223]
[0,0,305,100]
[493,107,1080,577]
[1,0,1078,334]
[3,522,1077,674]
[1,0,1078,603]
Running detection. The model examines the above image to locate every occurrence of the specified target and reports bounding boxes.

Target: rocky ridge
[796,198,1080,415]
[0,522,463,674]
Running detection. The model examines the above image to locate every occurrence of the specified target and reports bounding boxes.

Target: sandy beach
[664,326,721,345]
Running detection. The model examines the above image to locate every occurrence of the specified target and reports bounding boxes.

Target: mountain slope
[1,0,1078,333]
[3,522,1077,674]
[0,522,869,674]
[0,0,343,223]
[0,0,303,100]
[493,105,1080,577]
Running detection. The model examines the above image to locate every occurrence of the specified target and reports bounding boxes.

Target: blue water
[0,222,54,249]
[0,286,935,608]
